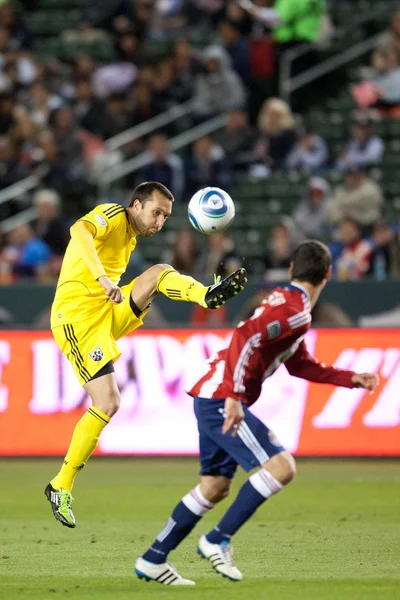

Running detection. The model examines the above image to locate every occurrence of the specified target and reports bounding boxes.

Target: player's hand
[351,373,380,392]
[222,397,244,437]
[98,276,125,304]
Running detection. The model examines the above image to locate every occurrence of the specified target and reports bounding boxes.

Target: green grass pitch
[0,458,399,599]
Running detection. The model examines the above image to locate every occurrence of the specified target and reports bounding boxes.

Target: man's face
[131,193,172,237]
[149,136,168,162]
[339,220,360,246]
[344,172,362,190]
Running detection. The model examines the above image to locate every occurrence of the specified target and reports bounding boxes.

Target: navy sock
[207,480,266,544]
[142,486,214,564]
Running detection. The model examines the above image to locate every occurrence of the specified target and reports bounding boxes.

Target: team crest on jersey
[268,430,281,447]
[266,320,281,340]
[94,213,107,227]
[89,346,104,362]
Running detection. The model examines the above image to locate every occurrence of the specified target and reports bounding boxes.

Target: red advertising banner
[0,329,399,456]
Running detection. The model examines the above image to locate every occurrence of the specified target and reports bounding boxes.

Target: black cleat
[44,483,76,528]
[204,268,247,309]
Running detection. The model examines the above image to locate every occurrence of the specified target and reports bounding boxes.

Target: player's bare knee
[200,475,232,503]
[93,389,120,417]
[263,451,296,486]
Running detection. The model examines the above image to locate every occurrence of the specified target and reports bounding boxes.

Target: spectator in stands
[115,27,145,65]
[32,188,67,257]
[171,39,201,98]
[184,135,232,199]
[327,165,384,227]
[193,45,246,120]
[286,126,329,173]
[198,231,242,279]
[131,83,162,129]
[11,116,38,178]
[71,54,96,81]
[135,133,184,202]
[336,117,384,171]
[164,230,200,276]
[369,219,400,279]
[86,92,132,140]
[27,82,62,128]
[292,176,330,238]
[330,217,373,281]
[51,107,88,189]
[0,1,33,50]
[73,77,99,126]
[152,59,188,110]
[217,19,251,85]
[377,9,400,63]
[373,48,400,108]
[264,218,301,280]
[213,108,257,168]
[0,136,18,191]
[253,98,297,171]
[0,92,15,135]
[0,223,51,279]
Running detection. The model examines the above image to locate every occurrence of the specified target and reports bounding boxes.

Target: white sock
[249,468,283,499]
[182,484,216,516]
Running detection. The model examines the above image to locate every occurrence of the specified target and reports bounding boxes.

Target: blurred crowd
[0,0,399,288]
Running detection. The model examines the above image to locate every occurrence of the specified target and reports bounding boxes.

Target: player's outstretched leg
[45,372,120,528]
[199,452,295,581]
[156,265,247,309]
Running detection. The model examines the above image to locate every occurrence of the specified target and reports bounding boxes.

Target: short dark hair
[291,240,331,286]
[129,181,174,207]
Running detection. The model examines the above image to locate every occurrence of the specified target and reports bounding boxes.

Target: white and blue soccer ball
[188,187,235,235]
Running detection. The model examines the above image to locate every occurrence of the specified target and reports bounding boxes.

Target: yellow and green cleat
[44,483,76,528]
[203,268,247,309]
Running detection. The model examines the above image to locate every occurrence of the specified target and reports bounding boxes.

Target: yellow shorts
[52,278,148,386]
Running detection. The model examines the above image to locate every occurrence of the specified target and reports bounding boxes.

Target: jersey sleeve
[78,204,126,240]
[284,340,356,387]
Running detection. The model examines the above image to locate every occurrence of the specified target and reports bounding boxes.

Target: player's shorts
[193,396,285,479]
[52,278,149,386]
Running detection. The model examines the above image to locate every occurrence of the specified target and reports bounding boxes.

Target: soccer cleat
[135,557,195,585]
[203,268,247,309]
[44,483,76,528]
[197,534,243,581]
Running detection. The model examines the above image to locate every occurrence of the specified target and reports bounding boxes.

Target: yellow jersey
[51,203,137,328]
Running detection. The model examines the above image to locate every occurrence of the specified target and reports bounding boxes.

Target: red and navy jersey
[188,283,355,406]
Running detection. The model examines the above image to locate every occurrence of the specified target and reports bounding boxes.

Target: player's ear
[288,261,294,277]
[132,199,141,212]
[325,265,332,281]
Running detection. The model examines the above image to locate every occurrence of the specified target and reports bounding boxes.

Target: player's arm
[70,220,124,304]
[284,341,379,391]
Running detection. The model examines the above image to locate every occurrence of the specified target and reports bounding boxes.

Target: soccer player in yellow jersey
[45,181,247,528]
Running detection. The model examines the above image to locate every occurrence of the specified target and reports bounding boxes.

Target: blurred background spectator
[336,117,384,170]
[330,217,374,281]
[193,45,246,121]
[286,126,329,173]
[327,166,384,227]
[135,133,184,202]
[293,176,330,238]
[252,98,297,173]
[185,135,232,199]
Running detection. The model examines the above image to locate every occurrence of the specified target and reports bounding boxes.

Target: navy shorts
[193,397,285,479]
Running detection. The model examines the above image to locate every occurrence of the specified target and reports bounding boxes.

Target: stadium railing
[281,32,385,103]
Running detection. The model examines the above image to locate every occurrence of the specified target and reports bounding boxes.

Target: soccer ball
[188,187,235,235]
